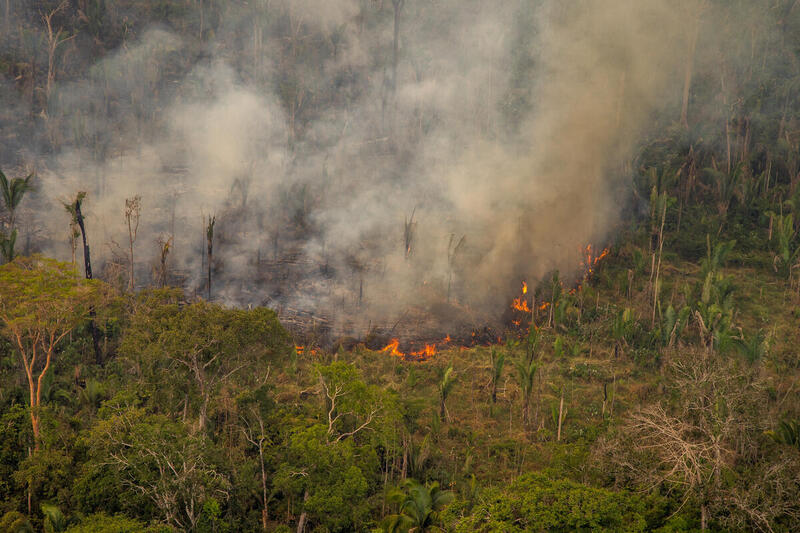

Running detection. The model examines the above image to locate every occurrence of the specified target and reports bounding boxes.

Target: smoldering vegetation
[0,0,788,339]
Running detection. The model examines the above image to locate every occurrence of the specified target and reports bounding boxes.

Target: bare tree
[607,351,764,530]
[241,408,271,531]
[42,1,74,111]
[206,214,215,300]
[125,195,141,291]
[154,235,172,288]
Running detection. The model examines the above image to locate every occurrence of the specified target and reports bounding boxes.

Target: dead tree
[125,195,141,291]
[68,192,102,365]
[155,235,172,288]
[403,207,416,259]
[41,1,74,111]
[206,215,215,300]
[446,234,465,302]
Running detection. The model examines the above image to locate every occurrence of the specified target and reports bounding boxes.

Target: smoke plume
[1,0,734,339]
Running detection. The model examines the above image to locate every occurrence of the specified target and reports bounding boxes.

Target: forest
[2,0,800,531]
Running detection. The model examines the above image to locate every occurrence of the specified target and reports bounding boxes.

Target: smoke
[1,0,737,338]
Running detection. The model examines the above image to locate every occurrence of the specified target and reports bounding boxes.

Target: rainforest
[2,0,800,531]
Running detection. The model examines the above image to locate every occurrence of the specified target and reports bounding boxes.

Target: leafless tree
[125,195,141,291]
[605,351,766,530]
[42,1,75,111]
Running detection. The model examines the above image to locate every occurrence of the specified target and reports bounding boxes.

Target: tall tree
[0,256,105,450]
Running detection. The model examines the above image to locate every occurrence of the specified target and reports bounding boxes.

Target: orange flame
[410,344,437,358]
[379,338,437,360]
[512,297,531,312]
[582,245,610,277]
[381,339,403,357]
[512,281,531,312]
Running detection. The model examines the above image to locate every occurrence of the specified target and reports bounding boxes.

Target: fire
[512,297,530,312]
[379,338,438,360]
[443,335,451,344]
[582,244,610,278]
[410,344,436,358]
[294,345,319,356]
[539,301,550,311]
[511,281,531,312]
[381,339,404,357]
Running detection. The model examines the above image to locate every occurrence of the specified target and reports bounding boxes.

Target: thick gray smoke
[5,0,707,338]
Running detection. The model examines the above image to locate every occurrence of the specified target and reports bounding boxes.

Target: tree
[42,1,75,111]
[0,168,33,230]
[0,168,33,262]
[274,425,373,533]
[515,359,538,426]
[64,192,103,365]
[451,473,649,532]
[124,195,141,291]
[0,229,17,263]
[119,293,291,431]
[0,256,105,450]
[316,361,383,444]
[206,215,215,300]
[88,407,230,531]
[437,365,455,422]
[238,386,279,531]
[608,351,764,530]
[385,479,453,533]
[488,349,505,404]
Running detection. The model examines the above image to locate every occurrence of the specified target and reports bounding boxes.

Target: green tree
[87,406,230,531]
[488,349,505,404]
[515,359,538,426]
[451,473,649,532]
[119,292,291,431]
[437,365,455,422]
[0,168,33,230]
[0,256,106,449]
[384,479,453,533]
[274,425,373,533]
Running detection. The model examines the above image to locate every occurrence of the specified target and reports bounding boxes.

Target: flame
[512,297,531,312]
[443,335,451,344]
[538,301,550,311]
[381,339,403,357]
[294,345,319,356]
[511,281,531,312]
[379,338,437,360]
[582,244,610,278]
[410,344,437,358]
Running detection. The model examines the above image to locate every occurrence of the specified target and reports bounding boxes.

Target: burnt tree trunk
[74,197,102,366]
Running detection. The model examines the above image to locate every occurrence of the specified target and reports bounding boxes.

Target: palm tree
[767,420,800,449]
[0,168,33,230]
[0,228,16,263]
[515,359,539,425]
[489,349,505,404]
[438,365,455,421]
[41,503,66,533]
[385,479,453,532]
